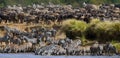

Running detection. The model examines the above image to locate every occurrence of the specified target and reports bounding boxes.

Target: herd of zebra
[35,40,118,56]
[0,3,120,23]
[0,25,118,56]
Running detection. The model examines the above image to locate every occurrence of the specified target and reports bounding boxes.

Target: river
[0,53,120,58]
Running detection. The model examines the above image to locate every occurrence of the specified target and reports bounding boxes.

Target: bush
[85,19,120,41]
[95,21,113,41]
[111,21,120,40]
[61,19,120,41]
[85,19,100,40]
[62,19,88,39]
[114,43,120,53]
[112,41,120,53]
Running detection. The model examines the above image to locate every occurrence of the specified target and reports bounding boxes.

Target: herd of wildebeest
[0,3,120,23]
[0,3,120,56]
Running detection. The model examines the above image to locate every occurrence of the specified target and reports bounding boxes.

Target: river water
[0,53,120,58]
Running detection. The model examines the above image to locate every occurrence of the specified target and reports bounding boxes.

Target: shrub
[85,19,100,40]
[89,18,101,25]
[62,19,88,39]
[85,19,120,41]
[95,21,113,41]
[112,41,120,53]
[111,21,120,40]
[62,19,120,41]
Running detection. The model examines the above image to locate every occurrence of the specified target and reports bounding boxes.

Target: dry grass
[0,22,66,39]
[55,30,66,40]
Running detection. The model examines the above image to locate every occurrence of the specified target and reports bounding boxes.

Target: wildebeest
[0,3,119,24]
[83,2,99,10]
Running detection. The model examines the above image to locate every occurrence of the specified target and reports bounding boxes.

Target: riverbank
[0,21,120,55]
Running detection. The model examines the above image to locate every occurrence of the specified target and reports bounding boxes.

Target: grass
[113,43,120,53]
[111,41,120,53]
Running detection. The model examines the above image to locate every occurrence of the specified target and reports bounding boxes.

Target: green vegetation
[112,41,120,53]
[85,19,101,40]
[0,0,120,7]
[114,43,120,53]
[62,19,120,42]
[62,19,88,39]
[86,20,120,42]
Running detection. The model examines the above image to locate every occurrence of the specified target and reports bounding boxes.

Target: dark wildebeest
[0,12,9,23]
[7,12,18,23]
